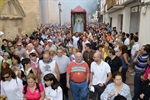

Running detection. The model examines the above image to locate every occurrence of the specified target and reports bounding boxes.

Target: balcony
[106,0,136,10]
[106,0,116,10]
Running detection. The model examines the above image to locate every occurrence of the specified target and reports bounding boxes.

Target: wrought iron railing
[106,0,132,10]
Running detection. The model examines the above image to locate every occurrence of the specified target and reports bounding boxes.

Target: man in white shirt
[130,36,140,75]
[124,33,130,50]
[72,32,79,48]
[89,52,112,100]
[38,51,60,85]
[82,36,90,53]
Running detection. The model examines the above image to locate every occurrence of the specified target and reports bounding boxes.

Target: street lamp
[58,2,61,26]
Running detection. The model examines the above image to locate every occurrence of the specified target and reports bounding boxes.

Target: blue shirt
[101,83,132,100]
[135,54,149,73]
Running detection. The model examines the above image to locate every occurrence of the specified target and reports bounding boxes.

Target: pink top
[31,58,39,73]
[23,84,44,100]
[144,66,150,80]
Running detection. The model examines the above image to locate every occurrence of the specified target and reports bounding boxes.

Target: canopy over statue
[71,5,86,33]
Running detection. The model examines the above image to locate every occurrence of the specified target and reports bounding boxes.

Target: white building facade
[100,0,150,46]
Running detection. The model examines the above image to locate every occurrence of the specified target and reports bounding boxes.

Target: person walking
[66,52,90,100]
[53,48,70,100]
[89,52,112,100]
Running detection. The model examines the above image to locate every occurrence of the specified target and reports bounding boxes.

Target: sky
[39,0,100,24]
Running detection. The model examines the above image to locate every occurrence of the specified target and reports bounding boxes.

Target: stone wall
[0,0,40,45]
[18,0,40,34]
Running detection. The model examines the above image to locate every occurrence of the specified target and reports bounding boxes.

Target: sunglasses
[3,75,10,79]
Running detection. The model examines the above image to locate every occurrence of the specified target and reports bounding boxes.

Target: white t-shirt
[39,60,57,84]
[124,38,130,50]
[72,36,79,48]
[131,42,140,56]
[1,77,23,100]
[82,40,90,53]
[90,61,111,85]
[45,86,63,100]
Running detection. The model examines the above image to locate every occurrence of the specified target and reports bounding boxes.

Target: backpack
[23,83,41,94]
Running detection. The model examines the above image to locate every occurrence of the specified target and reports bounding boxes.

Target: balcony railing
[106,0,116,10]
[106,0,135,10]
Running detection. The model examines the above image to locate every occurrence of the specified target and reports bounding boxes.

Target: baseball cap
[48,39,53,42]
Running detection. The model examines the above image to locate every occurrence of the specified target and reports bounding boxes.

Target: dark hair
[126,34,129,38]
[97,44,103,49]
[70,38,73,42]
[146,44,150,54]
[130,33,134,40]
[22,58,31,70]
[85,43,92,49]
[122,32,125,36]
[121,45,128,55]
[44,73,60,90]
[9,46,15,49]
[109,49,115,55]
[112,71,122,79]
[2,39,7,42]
[135,32,138,35]
[1,68,16,81]
[144,45,150,53]
[12,55,21,64]
[133,36,138,42]
[114,94,127,100]
[29,52,37,57]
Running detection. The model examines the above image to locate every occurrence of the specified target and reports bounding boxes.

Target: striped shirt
[135,54,149,73]
[67,60,89,83]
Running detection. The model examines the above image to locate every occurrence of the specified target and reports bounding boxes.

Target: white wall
[139,6,150,46]
[109,10,123,31]
[39,0,98,24]
[103,13,109,23]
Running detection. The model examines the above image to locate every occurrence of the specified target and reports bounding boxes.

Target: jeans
[122,68,128,83]
[70,81,88,100]
[133,72,143,100]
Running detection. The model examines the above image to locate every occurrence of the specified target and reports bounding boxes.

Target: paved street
[67,71,134,100]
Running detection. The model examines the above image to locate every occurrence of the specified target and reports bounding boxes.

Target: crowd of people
[0,23,150,100]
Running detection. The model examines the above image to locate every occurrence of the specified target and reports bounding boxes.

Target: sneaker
[130,72,135,76]
[128,69,134,72]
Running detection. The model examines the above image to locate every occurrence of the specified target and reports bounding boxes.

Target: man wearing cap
[45,39,57,51]
[16,42,26,58]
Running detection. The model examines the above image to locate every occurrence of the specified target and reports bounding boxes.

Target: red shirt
[23,84,44,100]
[67,61,89,83]
[144,66,150,80]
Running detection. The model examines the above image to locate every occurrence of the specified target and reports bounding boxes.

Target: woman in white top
[1,68,23,100]
[44,73,63,100]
